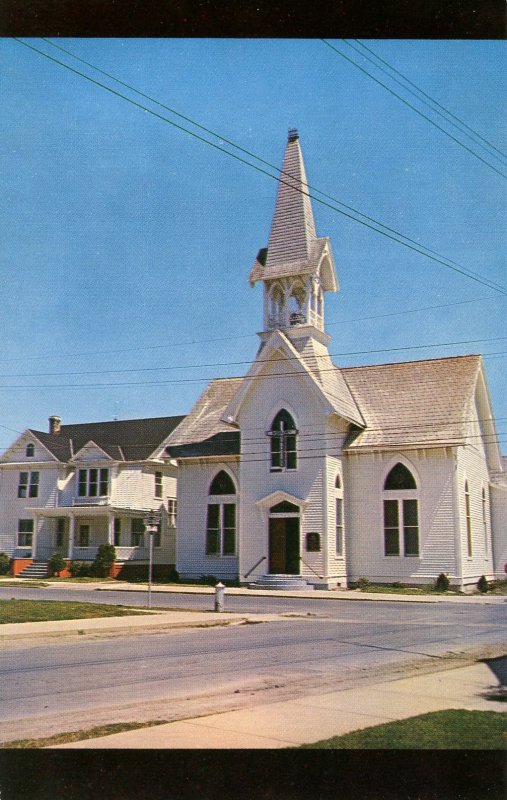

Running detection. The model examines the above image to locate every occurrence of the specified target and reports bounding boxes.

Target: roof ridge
[340,353,482,372]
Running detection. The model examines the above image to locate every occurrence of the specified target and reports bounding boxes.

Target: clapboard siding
[345,449,458,584]
[176,460,240,580]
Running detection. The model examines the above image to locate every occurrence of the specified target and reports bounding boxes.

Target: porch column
[108,513,115,545]
[32,512,39,560]
[68,514,75,560]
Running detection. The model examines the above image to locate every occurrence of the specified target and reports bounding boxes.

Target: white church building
[166,130,507,590]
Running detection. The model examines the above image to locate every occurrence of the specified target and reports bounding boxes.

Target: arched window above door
[269,409,298,472]
[270,501,299,514]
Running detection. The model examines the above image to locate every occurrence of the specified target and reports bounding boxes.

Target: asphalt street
[0,585,505,743]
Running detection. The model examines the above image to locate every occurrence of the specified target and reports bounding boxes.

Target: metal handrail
[243,556,266,579]
[299,556,323,580]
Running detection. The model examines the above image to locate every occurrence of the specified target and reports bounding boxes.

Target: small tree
[435,572,450,592]
[49,551,66,577]
[0,552,10,576]
[477,575,489,594]
[92,544,116,577]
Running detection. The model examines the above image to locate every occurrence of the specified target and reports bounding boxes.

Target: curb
[0,611,285,642]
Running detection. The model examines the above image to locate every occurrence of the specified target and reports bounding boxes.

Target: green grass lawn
[0,599,148,624]
[301,710,507,749]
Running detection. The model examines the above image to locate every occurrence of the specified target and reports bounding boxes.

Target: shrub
[68,561,91,578]
[435,573,450,592]
[199,574,219,586]
[356,577,370,590]
[92,544,116,577]
[48,551,66,577]
[0,552,10,576]
[477,575,489,594]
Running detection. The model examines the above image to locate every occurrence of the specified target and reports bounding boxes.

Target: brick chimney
[49,415,61,435]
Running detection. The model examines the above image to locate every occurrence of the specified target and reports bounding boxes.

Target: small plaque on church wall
[306,532,321,552]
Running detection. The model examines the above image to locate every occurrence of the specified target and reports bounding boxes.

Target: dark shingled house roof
[29,416,186,462]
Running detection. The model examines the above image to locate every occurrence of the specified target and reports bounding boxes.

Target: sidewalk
[53,659,507,749]
[16,578,506,604]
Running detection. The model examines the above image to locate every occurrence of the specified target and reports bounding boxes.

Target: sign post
[143,510,161,609]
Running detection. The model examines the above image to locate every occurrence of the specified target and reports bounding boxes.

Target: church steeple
[250,130,338,340]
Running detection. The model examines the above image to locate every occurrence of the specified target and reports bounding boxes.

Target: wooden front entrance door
[268,517,300,574]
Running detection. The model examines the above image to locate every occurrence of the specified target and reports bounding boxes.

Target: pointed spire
[250,131,337,291]
[266,129,317,266]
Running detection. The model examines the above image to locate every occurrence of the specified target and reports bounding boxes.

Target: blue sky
[0,39,505,451]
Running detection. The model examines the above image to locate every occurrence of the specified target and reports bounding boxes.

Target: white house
[166,130,507,590]
[0,415,184,577]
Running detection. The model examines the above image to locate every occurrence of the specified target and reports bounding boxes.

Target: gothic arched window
[383,463,419,557]
[25,443,35,457]
[384,463,417,490]
[206,471,236,556]
[269,409,297,472]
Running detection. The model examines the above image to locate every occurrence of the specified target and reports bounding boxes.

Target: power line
[13,38,507,298]
[39,39,507,295]
[351,39,507,163]
[58,414,507,450]
[1,336,505,381]
[0,296,500,366]
[321,39,507,180]
[343,39,507,167]
[0,350,505,391]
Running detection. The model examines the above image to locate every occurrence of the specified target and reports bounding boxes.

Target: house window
[78,525,90,547]
[269,409,297,472]
[206,471,236,556]
[18,471,39,498]
[26,443,35,457]
[465,481,472,557]
[335,474,344,557]
[56,518,66,547]
[18,519,34,547]
[131,518,145,547]
[383,464,419,557]
[155,472,163,499]
[168,498,177,527]
[78,468,109,497]
[113,518,121,546]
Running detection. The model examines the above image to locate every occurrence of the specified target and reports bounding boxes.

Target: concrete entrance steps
[16,561,49,579]
[248,574,314,590]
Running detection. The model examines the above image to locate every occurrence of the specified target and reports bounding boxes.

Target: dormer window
[78,468,109,498]
[269,409,298,471]
[25,443,35,458]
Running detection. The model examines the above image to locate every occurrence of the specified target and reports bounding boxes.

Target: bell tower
[249,129,339,345]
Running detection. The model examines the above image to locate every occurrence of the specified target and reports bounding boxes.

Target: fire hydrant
[215,582,225,612]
